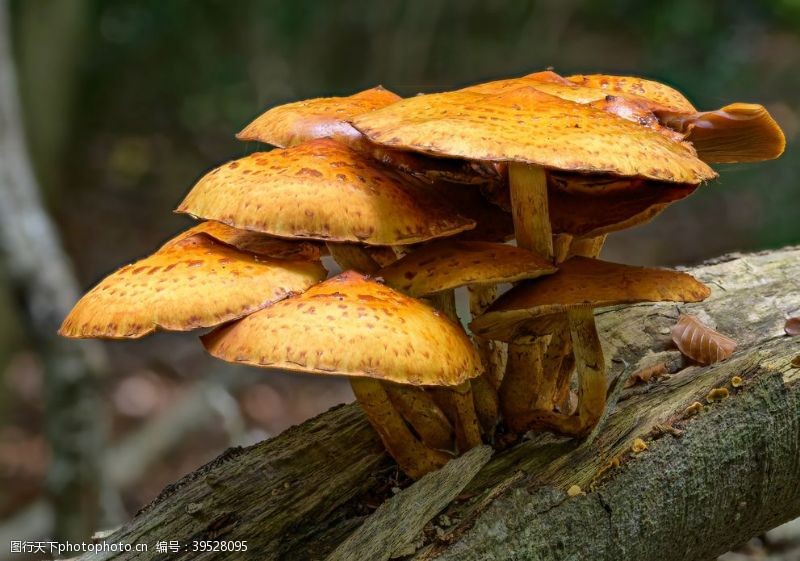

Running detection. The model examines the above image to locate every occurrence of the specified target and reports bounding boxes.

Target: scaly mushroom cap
[470,256,710,341]
[659,103,786,163]
[351,87,716,184]
[59,234,327,339]
[237,86,401,148]
[566,74,696,113]
[177,138,475,245]
[379,240,556,297]
[465,74,684,113]
[167,221,325,261]
[202,271,482,386]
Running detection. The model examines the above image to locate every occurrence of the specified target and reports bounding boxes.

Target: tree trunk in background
[14,0,89,199]
[0,0,107,542]
[75,246,800,561]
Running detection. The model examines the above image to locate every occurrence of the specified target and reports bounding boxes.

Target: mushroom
[179,136,486,466]
[237,86,498,186]
[237,86,401,148]
[468,70,786,164]
[470,257,711,435]
[350,85,715,434]
[379,240,557,441]
[176,138,475,246]
[201,271,483,478]
[59,233,326,339]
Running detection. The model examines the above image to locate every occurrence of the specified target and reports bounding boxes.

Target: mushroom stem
[509,164,553,258]
[326,242,381,275]
[508,307,606,438]
[328,242,456,466]
[467,285,506,390]
[567,306,606,432]
[428,289,483,451]
[499,338,549,434]
[385,384,454,450]
[501,163,553,433]
[550,234,608,415]
[552,233,573,264]
[350,378,451,478]
[467,285,504,435]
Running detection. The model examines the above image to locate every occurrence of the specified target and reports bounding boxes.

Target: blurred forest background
[1,0,798,559]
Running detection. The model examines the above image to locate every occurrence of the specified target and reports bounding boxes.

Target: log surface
[80,247,800,561]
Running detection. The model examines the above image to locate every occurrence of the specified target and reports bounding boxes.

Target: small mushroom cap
[237,86,401,148]
[470,256,710,341]
[378,240,556,297]
[202,271,482,386]
[351,87,716,184]
[59,234,327,339]
[167,221,325,261]
[566,74,696,113]
[659,103,786,163]
[177,138,475,245]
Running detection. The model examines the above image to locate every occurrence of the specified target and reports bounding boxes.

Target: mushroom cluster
[60,70,785,479]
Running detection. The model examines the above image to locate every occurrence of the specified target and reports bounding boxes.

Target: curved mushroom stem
[428,290,483,451]
[467,285,506,390]
[328,242,456,469]
[385,384,454,451]
[467,285,503,436]
[500,163,553,433]
[350,378,451,479]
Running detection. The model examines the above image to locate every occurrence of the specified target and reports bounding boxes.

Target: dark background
[1,0,798,556]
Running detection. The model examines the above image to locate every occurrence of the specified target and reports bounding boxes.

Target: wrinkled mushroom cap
[177,138,475,245]
[202,271,482,386]
[237,86,401,148]
[167,221,325,261]
[351,87,716,184]
[59,234,327,339]
[379,240,556,296]
[470,256,710,340]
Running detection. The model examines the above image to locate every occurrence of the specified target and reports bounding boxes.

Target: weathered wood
[326,445,492,561]
[78,247,800,561]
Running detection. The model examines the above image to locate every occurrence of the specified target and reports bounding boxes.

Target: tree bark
[78,246,800,561]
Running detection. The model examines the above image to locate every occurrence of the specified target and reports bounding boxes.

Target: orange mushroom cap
[237,86,401,148]
[470,256,710,341]
[166,221,325,261]
[566,74,696,113]
[351,87,716,184]
[177,138,475,245]
[202,271,482,386]
[378,240,556,297]
[465,72,688,114]
[59,234,327,339]
[658,103,786,163]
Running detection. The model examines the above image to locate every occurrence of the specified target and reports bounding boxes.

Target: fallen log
[79,246,800,561]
